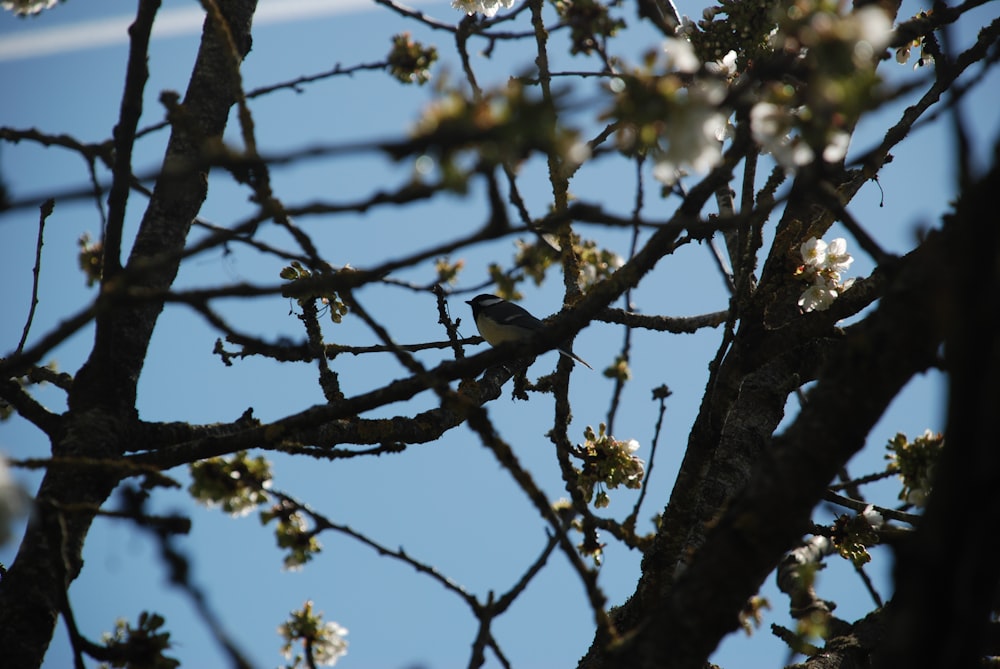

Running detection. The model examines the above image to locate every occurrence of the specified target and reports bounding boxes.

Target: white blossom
[824,237,854,275]
[706,50,738,79]
[664,37,700,74]
[451,0,514,18]
[312,622,349,666]
[798,279,839,312]
[797,237,855,312]
[823,129,851,163]
[800,237,828,269]
[861,504,884,529]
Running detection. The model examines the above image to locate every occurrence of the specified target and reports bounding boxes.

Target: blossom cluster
[603,37,736,189]
[795,237,854,312]
[188,451,272,518]
[101,613,178,669]
[279,601,349,668]
[442,0,902,191]
[886,429,944,507]
[653,40,734,187]
[831,504,884,567]
[749,3,893,171]
[577,241,625,289]
[262,499,323,570]
[576,424,645,509]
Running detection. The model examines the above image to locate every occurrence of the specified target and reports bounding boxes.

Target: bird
[465,294,592,369]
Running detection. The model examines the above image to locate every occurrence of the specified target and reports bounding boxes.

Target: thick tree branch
[606,217,949,669]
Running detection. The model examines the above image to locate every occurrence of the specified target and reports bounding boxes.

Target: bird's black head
[466,294,503,317]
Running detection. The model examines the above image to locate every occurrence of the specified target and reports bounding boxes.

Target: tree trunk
[0,3,257,666]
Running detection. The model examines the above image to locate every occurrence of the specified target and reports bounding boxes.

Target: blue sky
[1,1,998,668]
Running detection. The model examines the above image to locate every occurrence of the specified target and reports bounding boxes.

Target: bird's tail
[557,348,593,370]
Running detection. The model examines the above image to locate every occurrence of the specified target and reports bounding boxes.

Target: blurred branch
[117,485,254,669]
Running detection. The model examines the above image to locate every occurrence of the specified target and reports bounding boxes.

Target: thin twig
[628,385,671,532]
[823,490,921,526]
[16,199,53,355]
[270,489,479,608]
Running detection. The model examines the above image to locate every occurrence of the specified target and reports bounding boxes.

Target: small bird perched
[465,294,592,369]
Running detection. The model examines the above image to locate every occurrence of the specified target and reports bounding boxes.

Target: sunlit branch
[598,308,728,333]
[297,298,343,402]
[433,284,469,361]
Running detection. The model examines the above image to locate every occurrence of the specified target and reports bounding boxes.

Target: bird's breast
[476,317,529,346]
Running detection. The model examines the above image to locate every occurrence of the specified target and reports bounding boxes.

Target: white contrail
[0,0,441,62]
